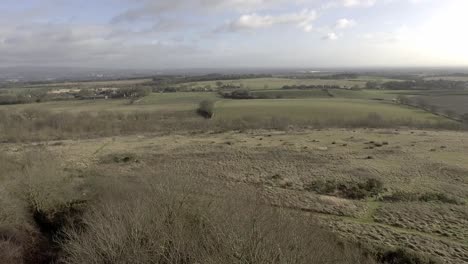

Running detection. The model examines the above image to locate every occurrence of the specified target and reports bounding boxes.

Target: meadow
[214,98,446,124]
[0,75,467,264]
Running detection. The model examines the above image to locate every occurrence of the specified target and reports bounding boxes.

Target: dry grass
[374,203,468,242]
[0,95,464,143]
[59,174,375,264]
[0,108,207,142]
[0,151,87,264]
[1,120,467,264]
[0,150,376,264]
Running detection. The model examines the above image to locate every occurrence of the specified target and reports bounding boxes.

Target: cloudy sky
[0,0,467,69]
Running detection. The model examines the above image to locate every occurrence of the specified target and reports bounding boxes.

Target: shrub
[220,89,255,99]
[418,192,464,205]
[197,100,215,119]
[305,178,384,200]
[0,152,88,264]
[380,191,464,205]
[380,191,419,202]
[375,247,441,264]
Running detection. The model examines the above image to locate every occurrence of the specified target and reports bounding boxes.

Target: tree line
[397,95,468,124]
[367,79,467,90]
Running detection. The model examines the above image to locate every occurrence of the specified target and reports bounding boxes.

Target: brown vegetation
[0,151,377,264]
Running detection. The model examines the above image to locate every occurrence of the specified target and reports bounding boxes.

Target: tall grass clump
[0,151,87,264]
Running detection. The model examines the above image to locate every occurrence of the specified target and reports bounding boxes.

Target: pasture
[0,91,453,129]
[0,92,220,113]
[214,98,449,124]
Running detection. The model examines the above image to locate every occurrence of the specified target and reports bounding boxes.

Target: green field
[214,98,446,123]
[0,89,454,127]
[0,74,461,129]
[251,89,331,98]
[0,92,220,113]
[178,77,369,90]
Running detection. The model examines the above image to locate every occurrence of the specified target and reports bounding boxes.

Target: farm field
[417,95,468,116]
[214,98,449,124]
[2,128,466,263]
[0,92,220,113]
[177,77,372,90]
[0,91,453,129]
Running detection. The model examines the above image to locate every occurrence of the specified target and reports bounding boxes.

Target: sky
[0,0,467,69]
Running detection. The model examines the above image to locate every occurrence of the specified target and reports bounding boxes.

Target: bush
[0,151,88,264]
[375,248,441,264]
[305,178,384,200]
[380,191,464,205]
[220,89,255,99]
[197,100,215,119]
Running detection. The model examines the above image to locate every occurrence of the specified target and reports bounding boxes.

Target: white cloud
[112,0,296,23]
[341,0,376,7]
[335,18,356,29]
[323,32,339,40]
[221,9,317,32]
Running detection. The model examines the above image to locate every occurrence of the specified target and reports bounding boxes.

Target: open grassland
[251,89,331,98]
[215,98,449,124]
[0,91,447,121]
[0,91,460,143]
[1,128,466,263]
[250,88,404,101]
[0,92,220,113]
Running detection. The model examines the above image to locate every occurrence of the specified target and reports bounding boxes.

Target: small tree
[197,100,215,119]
